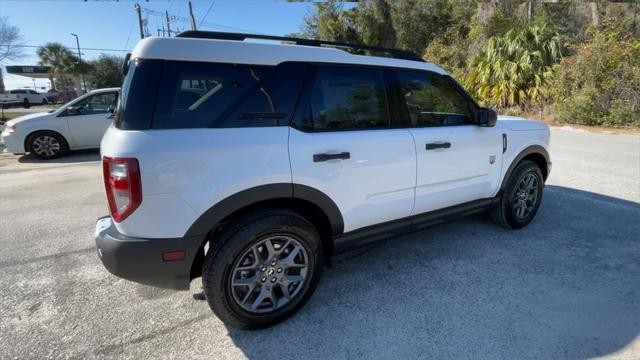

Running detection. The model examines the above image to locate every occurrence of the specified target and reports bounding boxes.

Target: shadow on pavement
[17,149,100,164]
[227,185,640,359]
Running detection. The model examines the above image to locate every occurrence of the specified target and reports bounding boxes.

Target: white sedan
[1,88,119,159]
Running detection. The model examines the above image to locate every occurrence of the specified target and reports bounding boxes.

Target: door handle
[313,152,350,162]
[425,142,451,150]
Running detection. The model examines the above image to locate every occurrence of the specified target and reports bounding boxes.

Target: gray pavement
[0,128,638,359]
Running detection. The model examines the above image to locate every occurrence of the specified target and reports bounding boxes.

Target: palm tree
[464,24,562,109]
[36,42,78,91]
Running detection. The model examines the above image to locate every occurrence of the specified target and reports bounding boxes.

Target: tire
[491,160,544,229]
[202,208,324,329]
[22,99,30,109]
[27,131,69,159]
[42,98,49,105]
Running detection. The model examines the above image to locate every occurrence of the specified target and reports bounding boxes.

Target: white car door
[289,65,416,233]
[65,92,117,148]
[391,70,503,215]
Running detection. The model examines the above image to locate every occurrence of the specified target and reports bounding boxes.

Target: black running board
[332,198,495,254]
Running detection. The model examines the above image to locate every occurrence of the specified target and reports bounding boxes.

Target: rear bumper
[94,216,205,290]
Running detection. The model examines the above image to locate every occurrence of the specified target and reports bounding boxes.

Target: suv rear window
[153,61,307,129]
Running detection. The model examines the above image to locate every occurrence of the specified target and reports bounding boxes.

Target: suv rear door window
[394,70,474,127]
[301,66,389,131]
[153,61,307,129]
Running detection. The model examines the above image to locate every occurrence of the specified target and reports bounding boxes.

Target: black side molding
[500,145,550,192]
[184,183,344,237]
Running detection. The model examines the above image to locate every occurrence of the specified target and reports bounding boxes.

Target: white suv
[95,31,551,329]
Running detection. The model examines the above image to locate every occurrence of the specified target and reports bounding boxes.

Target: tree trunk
[527,0,533,21]
[48,74,56,91]
[590,2,600,27]
[73,75,82,97]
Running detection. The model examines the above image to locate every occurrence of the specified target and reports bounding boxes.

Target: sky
[0,0,319,91]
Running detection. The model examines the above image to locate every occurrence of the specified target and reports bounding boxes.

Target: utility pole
[135,3,145,39]
[166,10,172,37]
[188,1,197,31]
[70,33,86,94]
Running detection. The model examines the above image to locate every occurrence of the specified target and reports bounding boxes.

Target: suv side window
[395,70,474,127]
[300,65,389,131]
[153,61,307,129]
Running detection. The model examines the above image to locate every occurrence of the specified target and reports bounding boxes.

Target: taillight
[102,156,142,222]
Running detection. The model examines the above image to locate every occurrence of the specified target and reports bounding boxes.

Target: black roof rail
[176,30,425,62]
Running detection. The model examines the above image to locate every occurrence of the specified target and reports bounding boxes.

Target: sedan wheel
[28,131,69,159]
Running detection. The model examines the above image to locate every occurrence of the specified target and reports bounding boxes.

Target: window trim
[290,63,393,133]
[389,69,481,128]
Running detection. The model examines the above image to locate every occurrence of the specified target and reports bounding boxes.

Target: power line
[200,1,215,28]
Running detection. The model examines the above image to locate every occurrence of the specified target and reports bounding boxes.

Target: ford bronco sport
[95,31,551,329]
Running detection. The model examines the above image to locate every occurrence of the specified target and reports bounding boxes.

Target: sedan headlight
[5,122,16,133]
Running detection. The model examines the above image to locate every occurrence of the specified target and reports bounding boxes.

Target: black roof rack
[176,30,425,62]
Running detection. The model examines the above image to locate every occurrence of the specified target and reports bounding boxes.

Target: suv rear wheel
[202,208,323,329]
[491,160,544,229]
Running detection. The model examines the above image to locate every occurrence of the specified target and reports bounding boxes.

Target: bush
[463,24,562,109]
[551,30,640,127]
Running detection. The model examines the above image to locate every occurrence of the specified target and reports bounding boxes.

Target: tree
[37,42,79,91]
[464,24,563,108]
[0,17,25,93]
[86,54,124,88]
[551,20,640,127]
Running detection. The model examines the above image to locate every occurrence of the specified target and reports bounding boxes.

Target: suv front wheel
[491,160,544,229]
[202,209,324,329]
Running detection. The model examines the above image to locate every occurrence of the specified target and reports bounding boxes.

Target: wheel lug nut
[271,260,277,266]
[277,267,283,273]
[270,277,277,283]
[261,277,267,283]
[260,266,266,272]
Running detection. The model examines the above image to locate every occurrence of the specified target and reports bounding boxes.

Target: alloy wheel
[512,172,539,219]
[229,235,309,314]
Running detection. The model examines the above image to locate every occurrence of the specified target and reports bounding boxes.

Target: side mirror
[477,107,497,127]
[107,105,115,114]
[66,106,80,116]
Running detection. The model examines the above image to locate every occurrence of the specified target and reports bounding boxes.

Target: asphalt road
[0,127,639,359]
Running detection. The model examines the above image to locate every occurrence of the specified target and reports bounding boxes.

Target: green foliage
[37,42,86,91]
[551,30,640,127]
[464,24,562,108]
[86,54,124,89]
[297,0,640,128]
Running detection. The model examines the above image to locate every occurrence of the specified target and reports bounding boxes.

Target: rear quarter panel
[100,126,291,238]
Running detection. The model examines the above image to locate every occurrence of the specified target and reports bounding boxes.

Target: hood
[5,112,50,126]
[498,115,549,131]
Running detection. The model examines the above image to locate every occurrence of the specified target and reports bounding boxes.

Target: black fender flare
[184,183,344,237]
[499,145,550,192]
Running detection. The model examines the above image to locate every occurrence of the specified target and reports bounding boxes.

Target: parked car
[0,88,119,159]
[0,92,19,109]
[0,89,49,108]
[95,31,551,329]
